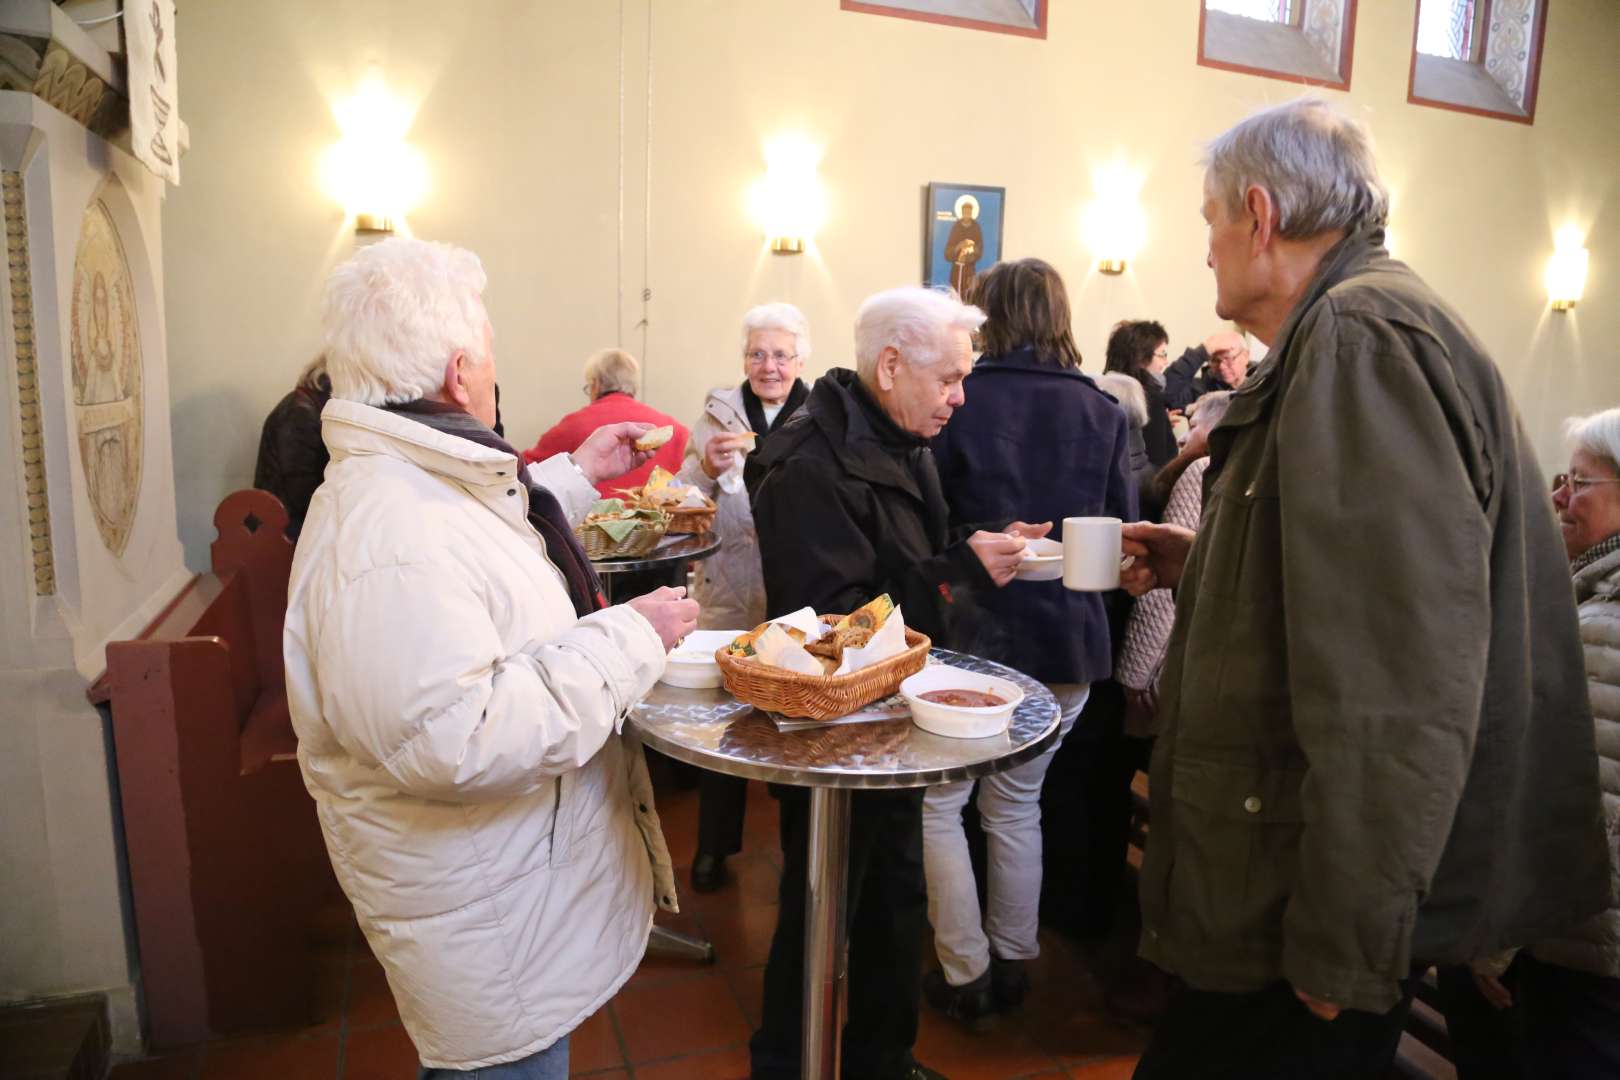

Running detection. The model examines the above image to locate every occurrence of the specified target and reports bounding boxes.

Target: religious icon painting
[924,183,1004,298]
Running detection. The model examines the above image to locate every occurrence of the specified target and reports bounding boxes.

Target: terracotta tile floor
[108,779,1145,1079]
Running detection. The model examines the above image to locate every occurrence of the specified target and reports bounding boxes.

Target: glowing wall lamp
[750,135,825,254]
[322,71,429,234]
[1084,163,1146,275]
[1546,226,1589,312]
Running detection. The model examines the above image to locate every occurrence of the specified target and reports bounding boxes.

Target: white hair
[854,287,986,382]
[740,301,812,362]
[321,237,490,406]
[1204,98,1389,241]
[584,347,640,398]
[1566,407,1620,472]
[1189,389,1235,431]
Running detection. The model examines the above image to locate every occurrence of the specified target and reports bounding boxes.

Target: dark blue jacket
[931,347,1137,684]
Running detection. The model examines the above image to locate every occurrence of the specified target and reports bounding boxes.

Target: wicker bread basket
[576,515,668,560]
[666,497,718,535]
[714,614,932,720]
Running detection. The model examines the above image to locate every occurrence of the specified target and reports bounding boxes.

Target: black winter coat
[253,374,331,535]
[747,369,991,644]
[1133,371,1178,468]
[932,348,1137,684]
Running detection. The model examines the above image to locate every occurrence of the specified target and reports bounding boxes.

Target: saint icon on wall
[70,200,144,557]
[924,182,1004,296]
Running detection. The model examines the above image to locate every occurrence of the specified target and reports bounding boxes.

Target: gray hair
[854,287,985,382]
[584,347,640,398]
[1566,407,1620,472]
[322,238,489,406]
[741,301,811,363]
[1204,98,1389,240]
[1189,389,1235,431]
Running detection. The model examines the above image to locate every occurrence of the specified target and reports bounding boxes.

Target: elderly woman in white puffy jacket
[1442,406,1620,1078]
[677,302,811,892]
[284,238,699,1080]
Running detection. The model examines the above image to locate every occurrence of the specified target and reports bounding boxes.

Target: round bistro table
[629,648,1061,1080]
[590,531,722,604]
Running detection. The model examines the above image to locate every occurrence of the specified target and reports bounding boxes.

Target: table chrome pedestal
[631,650,1060,1079]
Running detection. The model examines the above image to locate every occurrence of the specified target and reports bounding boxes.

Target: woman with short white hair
[287,237,698,1079]
[677,301,812,892]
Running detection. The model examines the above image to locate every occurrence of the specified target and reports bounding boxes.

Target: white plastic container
[901,665,1025,739]
[659,629,741,689]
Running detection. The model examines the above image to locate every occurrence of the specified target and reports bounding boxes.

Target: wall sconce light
[751,135,825,255]
[1085,162,1146,275]
[1546,226,1589,312]
[321,71,428,234]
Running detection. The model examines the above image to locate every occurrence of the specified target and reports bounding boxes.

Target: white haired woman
[677,302,813,892]
[284,237,699,1078]
[1445,408,1620,1076]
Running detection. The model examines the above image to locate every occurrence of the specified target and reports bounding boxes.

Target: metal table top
[629,648,1060,789]
[591,531,722,574]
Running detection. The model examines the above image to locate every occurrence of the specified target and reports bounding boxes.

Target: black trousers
[1040,681,1147,939]
[1132,979,1415,1080]
[1517,954,1620,1079]
[696,771,748,858]
[749,786,926,1080]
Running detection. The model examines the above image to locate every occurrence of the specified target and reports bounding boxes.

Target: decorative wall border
[4,169,55,596]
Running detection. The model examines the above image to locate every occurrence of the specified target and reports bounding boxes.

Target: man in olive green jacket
[1122,100,1610,1078]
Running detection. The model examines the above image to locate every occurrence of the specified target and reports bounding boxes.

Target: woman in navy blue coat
[922,258,1136,1024]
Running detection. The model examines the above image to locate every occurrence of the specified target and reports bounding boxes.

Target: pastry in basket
[726,594,895,671]
[725,622,807,658]
[834,594,895,633]
[577,498,669,546]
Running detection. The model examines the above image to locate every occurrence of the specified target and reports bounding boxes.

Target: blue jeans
[417,1036,568,1080]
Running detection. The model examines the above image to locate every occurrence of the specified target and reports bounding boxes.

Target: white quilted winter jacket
[284,400,677,1070]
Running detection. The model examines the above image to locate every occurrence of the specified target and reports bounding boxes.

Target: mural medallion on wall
[70,201,143,557]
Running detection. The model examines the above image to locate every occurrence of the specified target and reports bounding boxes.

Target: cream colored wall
[163,0,1620,566]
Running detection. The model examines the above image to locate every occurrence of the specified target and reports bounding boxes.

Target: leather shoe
[990,956,1029,1011]
[690,852,728,893]
[923,967,995,1030]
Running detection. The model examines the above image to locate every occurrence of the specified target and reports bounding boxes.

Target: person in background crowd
[284,237,700,1079]
[922,257,1135,1026]
[677,301,812,893]
[1441,407,1620,1080]
[1093,371,1159,521]
[523,347,688,497]
[1103,320,1177,469]
[254,355,331,536]
[1116,390,1233,743]
[1162,330,1250,411]
[1092,390,1232,1024]
[746,286,1043,1080]
[1119,98,1609,1079]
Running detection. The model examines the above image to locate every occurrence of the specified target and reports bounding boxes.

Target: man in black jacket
[745,286,1043,1080]
[1162,329,1249,411]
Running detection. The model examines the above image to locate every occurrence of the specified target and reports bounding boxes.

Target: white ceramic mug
[1063,517,1122,591]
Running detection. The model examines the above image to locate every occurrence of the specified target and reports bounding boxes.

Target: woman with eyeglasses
[676,302,811,892]
[1103,319,1178,474]
[1441,406,1620,1077]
